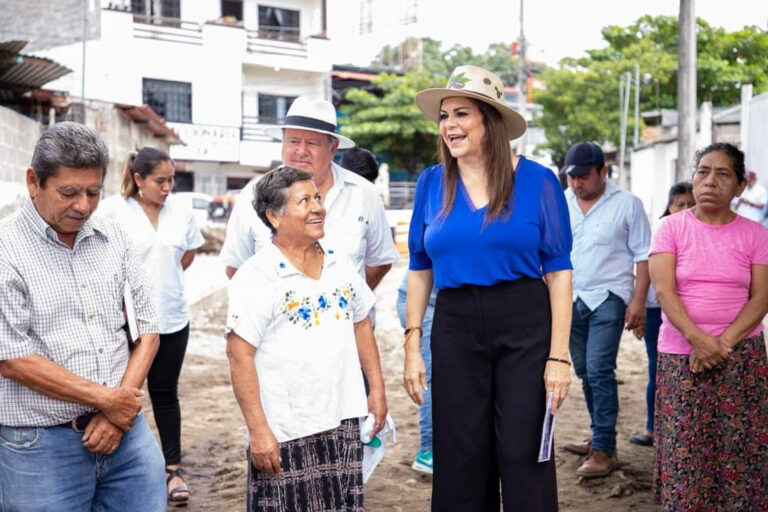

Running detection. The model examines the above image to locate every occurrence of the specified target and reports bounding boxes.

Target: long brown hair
[120,147,171,198]
[438,98,515,221]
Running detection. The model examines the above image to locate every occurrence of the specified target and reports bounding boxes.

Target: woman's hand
[689,334,730,373]
[403,344,427,406]
[249,428,282,474]
[543,360,571,412]
[367,388,388,437]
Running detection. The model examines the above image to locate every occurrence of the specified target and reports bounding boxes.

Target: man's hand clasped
[101,386,143,432]
[82,413,124,454]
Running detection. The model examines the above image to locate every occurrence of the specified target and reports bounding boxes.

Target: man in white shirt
[220,97,398,289]
[734,171,767,223]
[561,142,651,479]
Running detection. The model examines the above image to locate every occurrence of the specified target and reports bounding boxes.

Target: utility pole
[633,64,640,147]
[516,0,527,153]
[618,71,631,183]
[677,0,697,182]
[81,0,88,110]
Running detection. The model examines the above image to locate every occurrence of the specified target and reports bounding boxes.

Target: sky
[327,0,768,67]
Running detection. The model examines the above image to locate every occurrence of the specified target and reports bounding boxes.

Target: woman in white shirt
[100,147,203,504]
[226,165,387,511]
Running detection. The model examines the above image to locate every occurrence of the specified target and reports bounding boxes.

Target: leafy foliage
[347,39,526,175]
[339,72,444,175]
[532,15,768,165]
[373,38,521,85]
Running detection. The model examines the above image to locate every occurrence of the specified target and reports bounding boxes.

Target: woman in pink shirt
[649,143,768,511]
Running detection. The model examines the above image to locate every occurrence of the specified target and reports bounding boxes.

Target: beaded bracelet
[404,326,423,337]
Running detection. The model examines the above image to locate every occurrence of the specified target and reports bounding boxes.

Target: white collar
[267,241,340,278]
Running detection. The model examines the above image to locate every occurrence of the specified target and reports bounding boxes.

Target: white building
[631,87,768,222]
[37,0,333,195]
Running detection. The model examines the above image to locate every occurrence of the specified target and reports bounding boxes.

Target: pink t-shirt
[650,209,768,354]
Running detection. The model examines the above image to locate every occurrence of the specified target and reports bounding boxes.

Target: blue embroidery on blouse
[281,285,357,328]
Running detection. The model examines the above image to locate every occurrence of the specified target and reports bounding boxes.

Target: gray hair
[31,122,110,187]
[254,165,314,234]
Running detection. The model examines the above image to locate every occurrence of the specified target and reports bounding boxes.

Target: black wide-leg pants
[431,278,558,512]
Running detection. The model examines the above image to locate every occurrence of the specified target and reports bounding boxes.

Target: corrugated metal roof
[0,41,28,54]
[0,40,72,89]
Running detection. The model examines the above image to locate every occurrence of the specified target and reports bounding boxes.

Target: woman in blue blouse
[403,65,573,511]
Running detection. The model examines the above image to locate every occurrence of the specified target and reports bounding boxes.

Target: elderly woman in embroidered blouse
[226,165,387,512]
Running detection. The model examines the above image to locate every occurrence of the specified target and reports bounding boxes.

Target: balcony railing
[132,14,203,45]
[241,115,283,142]
[246,26,307,58]
[254,25,300,43]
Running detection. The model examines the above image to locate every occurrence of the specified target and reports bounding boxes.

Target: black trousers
[147,322,189,466]
[431,279,558,512]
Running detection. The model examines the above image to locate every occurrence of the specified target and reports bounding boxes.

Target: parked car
[173,192,213,227]
[208,191,240,223]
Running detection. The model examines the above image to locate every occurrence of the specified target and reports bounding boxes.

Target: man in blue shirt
[562,142,651,478]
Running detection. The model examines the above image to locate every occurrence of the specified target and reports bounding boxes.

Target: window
[221,0,242,21]
[143,79,192,123]
[258,6,300,41]
[174,171,194,192]
[132,0,181,21]
[258,94,296,124]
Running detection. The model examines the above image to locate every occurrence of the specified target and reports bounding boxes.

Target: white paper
[538,391,557,463]
[359,413,396,483]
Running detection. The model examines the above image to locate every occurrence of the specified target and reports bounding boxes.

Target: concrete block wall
[81,100,172,196]
[0,107,42,185]
[0,103,171,197]
[0,0,101,51]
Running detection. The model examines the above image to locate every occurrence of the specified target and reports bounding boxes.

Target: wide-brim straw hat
[265,96,355,149]
[414,65,527,141]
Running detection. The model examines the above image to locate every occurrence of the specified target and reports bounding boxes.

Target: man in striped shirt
[0,123,166,510]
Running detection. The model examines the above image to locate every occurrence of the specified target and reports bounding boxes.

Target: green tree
[533,15,768,164]
[339,72,444,175]
[419,37,450,76]
[372,38,520,84]
[482,42,520,85]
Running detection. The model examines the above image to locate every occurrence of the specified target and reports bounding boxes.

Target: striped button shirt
[0,198,158,427]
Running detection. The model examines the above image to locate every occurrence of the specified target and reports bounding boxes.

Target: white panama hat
[414,65,527,141]
[265,96,355,149]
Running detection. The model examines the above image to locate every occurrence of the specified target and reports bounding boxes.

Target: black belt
[54,412,97,433]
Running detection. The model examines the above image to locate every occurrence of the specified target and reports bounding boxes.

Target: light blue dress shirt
[566,180,651,310]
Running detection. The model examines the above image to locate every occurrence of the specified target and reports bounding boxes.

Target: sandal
[166,467,191,503]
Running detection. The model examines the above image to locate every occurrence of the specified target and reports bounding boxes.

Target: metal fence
[389,180,417,210]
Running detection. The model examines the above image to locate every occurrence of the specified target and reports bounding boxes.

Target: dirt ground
[146,259,659,511]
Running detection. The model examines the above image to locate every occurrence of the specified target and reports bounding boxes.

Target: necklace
[273,240,324,278]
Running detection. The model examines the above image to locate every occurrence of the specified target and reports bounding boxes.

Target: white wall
[182,0,220,24]
[747,92,768,185]
[242,66,327,102]
[36,6,327,123]
[631,141,678,225]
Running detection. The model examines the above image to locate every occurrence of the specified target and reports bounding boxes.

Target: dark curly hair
[693,143,746,183]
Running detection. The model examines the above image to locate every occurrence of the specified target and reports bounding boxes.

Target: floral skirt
[247,419,365,512]
[654,332,768,511]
